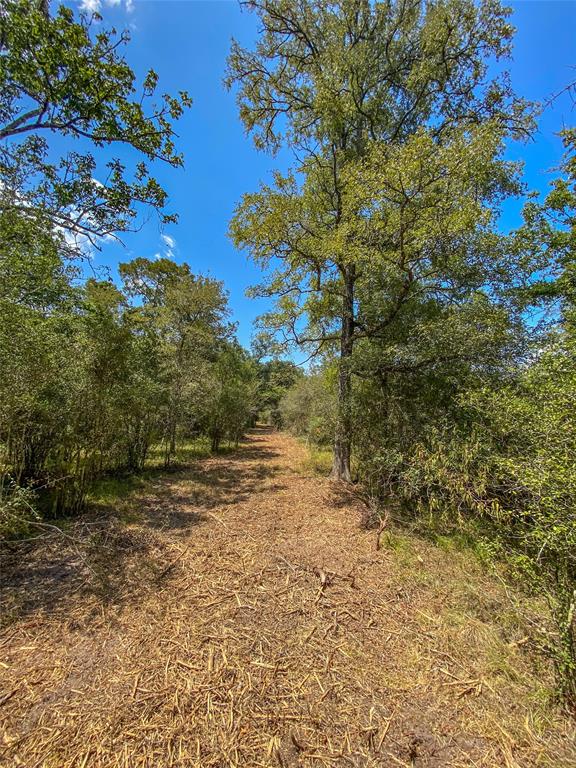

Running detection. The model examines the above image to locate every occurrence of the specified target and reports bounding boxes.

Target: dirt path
[0,428,573,767]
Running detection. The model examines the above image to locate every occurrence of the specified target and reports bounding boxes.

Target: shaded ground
[0,427,574,767]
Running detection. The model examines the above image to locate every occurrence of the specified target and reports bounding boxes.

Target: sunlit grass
[145,436,213,467]
[298,443,333,475]
[87,473,150,506]
[87,437,223,510]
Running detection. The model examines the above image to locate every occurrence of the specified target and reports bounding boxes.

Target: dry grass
[0,427,574,767]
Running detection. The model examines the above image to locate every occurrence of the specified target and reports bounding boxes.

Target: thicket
[0,2,257,532]
[0,242,257,527]
[278,129,576,704]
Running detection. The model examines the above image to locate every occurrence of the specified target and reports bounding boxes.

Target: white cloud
[159,233,176,259]
[79,0,134,13]
[79,0,101,11]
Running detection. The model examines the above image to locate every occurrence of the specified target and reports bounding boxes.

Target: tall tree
[228,0,529,480]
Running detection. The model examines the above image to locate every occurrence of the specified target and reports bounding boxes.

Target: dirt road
[0,428,572,767]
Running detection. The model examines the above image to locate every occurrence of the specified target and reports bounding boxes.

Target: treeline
[227,1,576,702]
[279,281,576,701]
[0,3,261,530]
[0,1,304,532]
[0,247,257,524]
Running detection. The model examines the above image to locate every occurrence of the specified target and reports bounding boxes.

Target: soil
[0,427,574,767]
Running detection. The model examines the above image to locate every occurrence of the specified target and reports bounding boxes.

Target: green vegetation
[0,247,258,529]
[0,0,574,714]
[229,0,576,704]
[253,355,304,427]
[0,1,256,532]
[0,0,191,249]
[273,127,576,705]
[228,0,529,482]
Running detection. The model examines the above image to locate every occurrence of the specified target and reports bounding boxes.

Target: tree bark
[331,264,355,482]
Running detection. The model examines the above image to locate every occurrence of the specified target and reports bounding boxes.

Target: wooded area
[227,0,576,704]
[1,0,575,755]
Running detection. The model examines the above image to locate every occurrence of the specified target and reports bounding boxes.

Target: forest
[1,1,575,765]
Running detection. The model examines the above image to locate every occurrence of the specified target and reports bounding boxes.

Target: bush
[353,343,576,704]
[279,372,335,445]
[0,476,39,539]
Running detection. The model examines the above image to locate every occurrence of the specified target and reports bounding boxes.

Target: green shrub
[0,476,39,539]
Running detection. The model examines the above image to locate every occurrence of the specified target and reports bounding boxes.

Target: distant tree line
[1,251,258,518]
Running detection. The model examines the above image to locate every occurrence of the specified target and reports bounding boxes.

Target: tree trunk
[331,264,355,482]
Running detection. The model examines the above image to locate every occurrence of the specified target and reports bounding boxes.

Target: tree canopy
[228,0,532,480]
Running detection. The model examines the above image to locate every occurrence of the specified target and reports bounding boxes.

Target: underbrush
[0,435,240,541]
[295,432,576,711]
[379,493,575,711]
[376,521,572,755]
[297,441,333,475]
[0,475,40,539]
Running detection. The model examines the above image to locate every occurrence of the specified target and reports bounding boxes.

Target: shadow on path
[0,426,281,622]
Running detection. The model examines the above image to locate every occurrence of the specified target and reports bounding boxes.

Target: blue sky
[69,0,576,349]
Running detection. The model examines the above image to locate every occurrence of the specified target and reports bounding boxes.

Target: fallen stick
[156,548,187,581]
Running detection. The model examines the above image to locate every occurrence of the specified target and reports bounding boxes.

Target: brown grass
[0,427,574,767]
